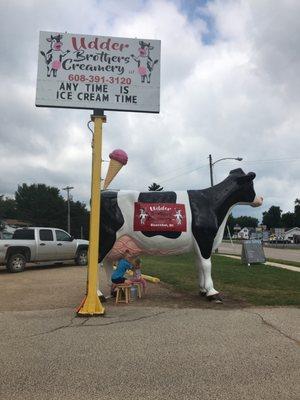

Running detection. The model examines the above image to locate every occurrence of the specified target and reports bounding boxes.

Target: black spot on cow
[188,169,257,259]
[99,191,124,261]
[138,191,182,239]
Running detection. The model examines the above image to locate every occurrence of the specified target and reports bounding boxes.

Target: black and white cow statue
[98,168,263,302]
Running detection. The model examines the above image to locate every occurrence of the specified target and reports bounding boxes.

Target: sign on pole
[36,31,160,113]
[35,31,161,315]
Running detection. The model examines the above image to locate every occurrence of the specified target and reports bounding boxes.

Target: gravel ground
[0,262,247,312]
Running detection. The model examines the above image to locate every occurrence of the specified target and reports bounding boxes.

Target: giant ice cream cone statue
[103,149,128,189]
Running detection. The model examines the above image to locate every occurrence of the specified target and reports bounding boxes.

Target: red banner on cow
[134,202,187,232]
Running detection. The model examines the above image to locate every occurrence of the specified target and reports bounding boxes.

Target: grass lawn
[142,253,300,306]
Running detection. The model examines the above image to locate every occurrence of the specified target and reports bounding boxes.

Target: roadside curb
[217,253,300,272]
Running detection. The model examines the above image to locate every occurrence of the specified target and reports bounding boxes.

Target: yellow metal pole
[77,110,106,316]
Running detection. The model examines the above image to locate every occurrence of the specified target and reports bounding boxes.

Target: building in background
[284,227,300,243]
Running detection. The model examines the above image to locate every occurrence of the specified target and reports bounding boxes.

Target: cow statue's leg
[194,243,222,303]
[195,256,206,296]
[97,258,114,300]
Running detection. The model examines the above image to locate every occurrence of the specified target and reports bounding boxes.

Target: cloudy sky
[0,0,299,220]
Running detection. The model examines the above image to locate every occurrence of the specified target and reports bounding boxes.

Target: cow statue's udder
[106,235,185,260]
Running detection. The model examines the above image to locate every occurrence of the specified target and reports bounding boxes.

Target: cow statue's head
[228,168,263,207]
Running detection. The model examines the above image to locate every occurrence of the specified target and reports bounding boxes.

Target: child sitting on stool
[111,250,133,296]
[130,257,147,293]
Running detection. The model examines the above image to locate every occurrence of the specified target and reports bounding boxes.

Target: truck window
[55,230,71,242]
[13,229,35,240]
[39,229,54,241]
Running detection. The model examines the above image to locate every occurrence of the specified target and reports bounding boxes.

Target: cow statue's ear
[230,168,244,175]
[237,172,256,184]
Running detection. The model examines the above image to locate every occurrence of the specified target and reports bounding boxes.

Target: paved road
[218,242,300,262]
[0,306,299,400]
[0,264,299,400]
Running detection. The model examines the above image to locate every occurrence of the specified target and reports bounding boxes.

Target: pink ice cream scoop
[109,149,128,165]
[104,149,128,190]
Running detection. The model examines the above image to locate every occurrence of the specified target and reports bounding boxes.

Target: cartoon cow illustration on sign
[98,169,263,302]
[131,41,159,83]
[174,209,183,225]
[139,208,148,225]
[40,34,69,78]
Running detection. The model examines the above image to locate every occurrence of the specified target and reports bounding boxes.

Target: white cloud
[0,0,299,220]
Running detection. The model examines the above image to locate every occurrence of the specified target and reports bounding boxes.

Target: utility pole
[209,154,214,187]
[62,186,74,234]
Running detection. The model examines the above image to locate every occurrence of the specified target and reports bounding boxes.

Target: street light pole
[62,186,74,234]
[209,154,214,187]
[208,155,242,253]
[209,155,243,187]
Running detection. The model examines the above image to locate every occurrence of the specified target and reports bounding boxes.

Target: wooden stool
[115,284,131,304]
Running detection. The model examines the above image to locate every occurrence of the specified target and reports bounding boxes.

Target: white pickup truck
[0,227,89,272]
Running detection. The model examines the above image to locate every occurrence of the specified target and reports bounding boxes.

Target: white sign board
[36,31,160,113]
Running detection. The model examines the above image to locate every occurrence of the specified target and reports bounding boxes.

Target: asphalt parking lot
[0,263,299,400]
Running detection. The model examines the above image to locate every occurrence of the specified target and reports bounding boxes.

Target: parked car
[269,234,291,244]
[0,227,88,272]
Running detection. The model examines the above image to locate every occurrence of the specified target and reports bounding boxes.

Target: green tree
[15,183,66,228]
[148,182,163,191]
[0,185,89,238]
[0,195,18,219]
[295,198,300,226]
[226,214,235,234]
[235,216,258,228]
[69,200,89,238]
[281,212,296,229]
[226,214,258,235]
[262,206,282,228]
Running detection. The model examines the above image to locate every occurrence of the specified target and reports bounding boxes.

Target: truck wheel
[7,253,26,273]
[75,249,88,266]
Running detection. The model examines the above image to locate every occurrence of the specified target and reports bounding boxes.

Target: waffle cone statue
[103,149,128,189]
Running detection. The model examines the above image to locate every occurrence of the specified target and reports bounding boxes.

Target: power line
[157,163,208,184]
[151,156,208,182]
[150,156,300,186]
